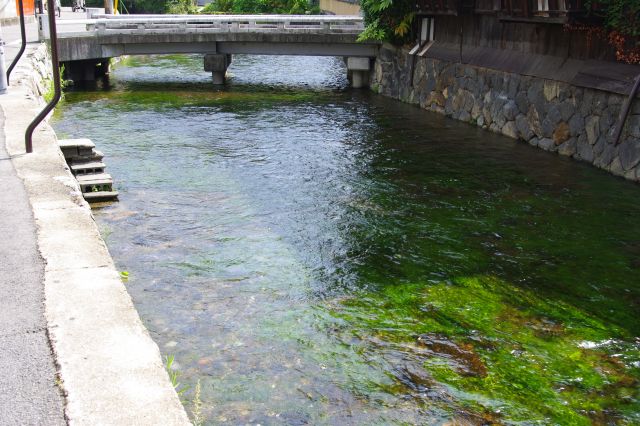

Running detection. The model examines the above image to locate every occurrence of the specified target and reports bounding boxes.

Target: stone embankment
[1,43,190,425]
[372,45,640,182]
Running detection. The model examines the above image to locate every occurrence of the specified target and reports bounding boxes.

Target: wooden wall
[432,15,616,61]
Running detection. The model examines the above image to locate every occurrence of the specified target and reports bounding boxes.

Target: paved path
[0,106,66,424]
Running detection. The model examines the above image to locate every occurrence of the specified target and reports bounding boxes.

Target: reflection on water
[53,54,640,425]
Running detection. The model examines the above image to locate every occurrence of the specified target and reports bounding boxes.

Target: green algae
[63,88,328,112]
[334,276,639,424]
[52,54,640,424]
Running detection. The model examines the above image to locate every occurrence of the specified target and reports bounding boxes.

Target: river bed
[53,54,639,425]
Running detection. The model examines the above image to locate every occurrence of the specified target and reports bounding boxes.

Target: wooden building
[409,0,639,93]
[413,0,629,59]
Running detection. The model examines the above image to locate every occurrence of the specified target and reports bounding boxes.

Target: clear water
[53,54,639,425]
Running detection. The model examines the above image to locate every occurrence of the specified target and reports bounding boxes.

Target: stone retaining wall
[13,43,52,105]
[371,46,640,182]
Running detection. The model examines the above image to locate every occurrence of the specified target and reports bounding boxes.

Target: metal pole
[0,27,8,94]
[25,1,61,153]
[0,37,7,95]
[613,73,640,146]
[6,0,27,85]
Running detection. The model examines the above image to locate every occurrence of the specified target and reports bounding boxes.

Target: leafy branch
[358,0,416,43]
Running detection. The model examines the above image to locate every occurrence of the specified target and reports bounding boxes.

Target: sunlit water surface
[53,54,639,425]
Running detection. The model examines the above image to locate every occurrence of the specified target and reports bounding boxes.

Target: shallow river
[53,54,639,425]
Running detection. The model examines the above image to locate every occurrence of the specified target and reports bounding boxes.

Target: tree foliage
[573,0,640,63]
[166,0,198,13]
[358,0,415,43]
[123,0,170,13]
[200,0,319,14]
[591,0,640,37]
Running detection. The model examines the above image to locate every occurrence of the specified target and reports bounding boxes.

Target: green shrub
[166,0,197,13]
[200,0,318,14]
[588,0,640,37]
[358,0,415,44]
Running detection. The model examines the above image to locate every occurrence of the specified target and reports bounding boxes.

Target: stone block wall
[371,46,640,182]
[13,43,53,106]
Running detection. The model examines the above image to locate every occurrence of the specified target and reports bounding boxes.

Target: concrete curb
[1,44,191,425]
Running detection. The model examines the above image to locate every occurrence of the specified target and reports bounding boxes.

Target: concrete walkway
[0,109,66,424]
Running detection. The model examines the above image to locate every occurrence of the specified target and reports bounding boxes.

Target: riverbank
[0,42,190,424]
[371,44,640,183]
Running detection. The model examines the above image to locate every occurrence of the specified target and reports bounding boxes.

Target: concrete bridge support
[204,54,231,85]
[63,59,110,83]
[346,57,370,89]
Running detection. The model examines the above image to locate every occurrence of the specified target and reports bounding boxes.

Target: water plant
[191,379,204,426]
[44,65,69,103]
[165,355,189,397]
[334,275,640,423]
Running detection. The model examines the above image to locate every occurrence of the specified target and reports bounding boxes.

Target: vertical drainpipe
[0,28,7,93]
[6,0,27,84]
[25,0,61,153]
[613,74,640,147]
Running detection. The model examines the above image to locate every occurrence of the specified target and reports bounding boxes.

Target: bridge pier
[346,57,370,89]
[63,59,110,83]
[204,54,231,85]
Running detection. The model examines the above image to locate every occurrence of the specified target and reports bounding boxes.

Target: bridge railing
[85,15,364,34]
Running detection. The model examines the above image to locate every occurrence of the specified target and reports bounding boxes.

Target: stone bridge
[46,14,379,86]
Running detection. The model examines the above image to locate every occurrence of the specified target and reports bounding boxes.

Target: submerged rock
[417,333,487,377]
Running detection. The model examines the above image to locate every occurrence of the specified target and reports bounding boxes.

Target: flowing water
[53,54,639,425]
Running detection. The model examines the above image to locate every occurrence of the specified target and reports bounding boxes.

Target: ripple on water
[54,54,640,425]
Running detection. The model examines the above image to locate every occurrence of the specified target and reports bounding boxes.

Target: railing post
[0,30,7,94]
[6,0,27,85]
[25,0,61,153]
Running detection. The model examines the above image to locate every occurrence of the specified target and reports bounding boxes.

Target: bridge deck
[54,14,364,35]
[50,15,378,62]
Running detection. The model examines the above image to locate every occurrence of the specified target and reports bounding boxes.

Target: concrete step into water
[70,161,106,176]
[58,138,95,157]
[57,139,118,202]
[64,149,104,163]
[76,173,115,192]
[82,191,120,202]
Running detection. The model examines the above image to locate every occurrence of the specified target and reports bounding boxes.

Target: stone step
[69,149,104,163]
[58,138,96,150]
[58,138,97,159]
[76,172,112,183]
[77,173,114,193]
[82,190,119,202]
[71,161,106,176]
